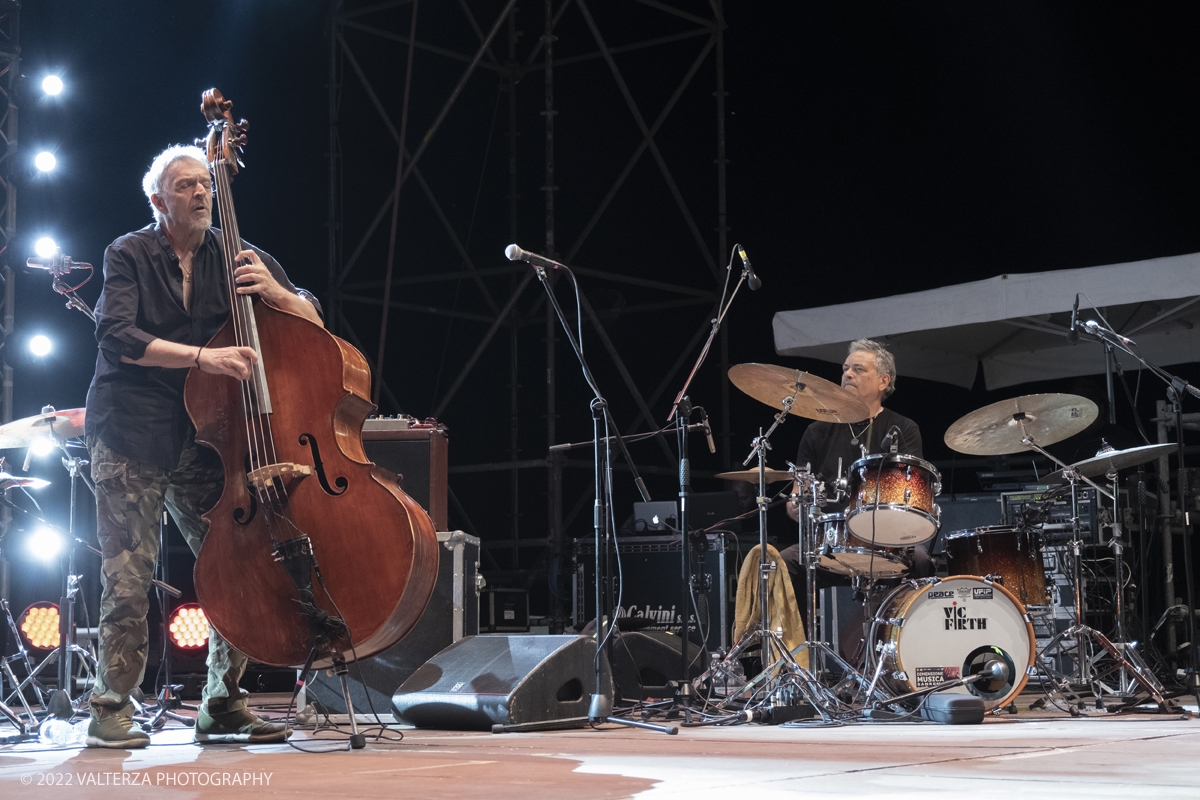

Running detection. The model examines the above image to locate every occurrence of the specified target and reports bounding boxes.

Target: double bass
[186,88,439,670]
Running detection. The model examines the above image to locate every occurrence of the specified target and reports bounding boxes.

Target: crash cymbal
[1043,443,1177,484]
[0,407,86,449]
[728,363,869,424]
[0,472,50,490]
[715,468,794,484]
[944,394,1098,456]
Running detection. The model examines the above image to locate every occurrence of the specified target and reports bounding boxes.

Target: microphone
[983,659,1009,681]
[1066,293,1079,345]
[880,425,901,454]
[1083,319,1133,346]
[27,254,91,273]
[699,408,716,454]
[505,244,567,271]
[736,245,762,290]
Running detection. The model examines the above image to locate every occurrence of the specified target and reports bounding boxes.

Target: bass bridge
[248,462,313,499]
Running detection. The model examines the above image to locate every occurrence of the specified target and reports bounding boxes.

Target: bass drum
[869,575,1034,710]
[817,513,908,577]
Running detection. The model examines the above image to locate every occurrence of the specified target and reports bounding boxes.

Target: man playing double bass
[83,145,321,748]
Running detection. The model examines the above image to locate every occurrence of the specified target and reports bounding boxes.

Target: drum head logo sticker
[915,666,960,688]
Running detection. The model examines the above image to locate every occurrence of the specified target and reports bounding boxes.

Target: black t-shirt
[795,407,923,510]
[85,224,319,469]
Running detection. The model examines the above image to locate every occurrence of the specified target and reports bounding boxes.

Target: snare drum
[816,513,908,577]
[869,576,1034,710]
[944,526,1048,607]
[846,454,941,546]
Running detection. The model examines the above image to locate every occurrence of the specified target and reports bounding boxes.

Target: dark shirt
[85,224,319,469]
[795,407,923,511]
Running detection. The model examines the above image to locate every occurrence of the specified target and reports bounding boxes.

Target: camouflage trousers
[88,435,250,714]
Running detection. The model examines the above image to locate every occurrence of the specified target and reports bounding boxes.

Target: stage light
[34,237,58,258]
[42,76,63,96]
[28,527,62,561]
[169,604,210,650]
[34,151,56,173]
[30,437,56,457]
[19,602,60,649]
[29,335,52,357]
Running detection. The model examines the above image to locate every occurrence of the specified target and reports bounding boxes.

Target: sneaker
[194,702,291,744]
[85,702,150,749]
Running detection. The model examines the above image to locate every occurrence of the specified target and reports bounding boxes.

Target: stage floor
[1,695,1197,798]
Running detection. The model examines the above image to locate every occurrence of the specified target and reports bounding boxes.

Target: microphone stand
[29,254,96,322]
[663,251,753,719]
[1079,325,1200,707]
[516,259,673,735]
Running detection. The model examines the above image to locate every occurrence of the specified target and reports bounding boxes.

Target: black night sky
[6,2,1200,635]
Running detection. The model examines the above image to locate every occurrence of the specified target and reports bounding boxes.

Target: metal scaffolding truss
[0,0,17,426]
[326,0,728,596]
[0,0,17,629]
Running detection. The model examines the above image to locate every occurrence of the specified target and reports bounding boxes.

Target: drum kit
[0,405,106,729]
[703,362,1183,722]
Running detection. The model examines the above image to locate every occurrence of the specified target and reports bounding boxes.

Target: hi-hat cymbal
[944,394,1098,456]
[0,472,50,490]
[0,407,86,449]
[728,364,869,424]
[715,468,793,484]
[1043,443,1177,484]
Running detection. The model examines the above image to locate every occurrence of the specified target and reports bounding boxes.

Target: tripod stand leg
[332,658,367,750]
[1,659,38,724]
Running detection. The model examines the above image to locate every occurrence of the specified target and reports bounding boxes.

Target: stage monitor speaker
[392,635,611,730]
[609,628,704,701]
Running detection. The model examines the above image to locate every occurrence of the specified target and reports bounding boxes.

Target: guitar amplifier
[362,417,448,531]
[571,534,731,653]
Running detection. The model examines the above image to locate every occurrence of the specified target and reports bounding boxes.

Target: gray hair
[142,145,209,225]
[848,338,897,398]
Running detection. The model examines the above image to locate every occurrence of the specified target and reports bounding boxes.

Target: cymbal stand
[1021,436,1175,712]
[1076,322,1200,706]
[40,446,98,718]
[717,388,854,722]
[791,457,863,686]
[0,599,39,736]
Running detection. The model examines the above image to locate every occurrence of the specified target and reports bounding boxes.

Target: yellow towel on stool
[732,544,809,670]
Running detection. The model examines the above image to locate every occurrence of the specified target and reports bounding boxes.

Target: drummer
[782,339,934,598]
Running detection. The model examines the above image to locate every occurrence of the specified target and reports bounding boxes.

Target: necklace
[847,413,878,446]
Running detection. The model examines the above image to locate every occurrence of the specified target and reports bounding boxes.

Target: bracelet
[195,347,203,369]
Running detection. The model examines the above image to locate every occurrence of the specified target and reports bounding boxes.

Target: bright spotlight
[42,76,64,96]
[34,237,58,258]
[29,335,52,357]
[30,437,56,457]
[19,603,60,649]
[28,527,62,561]
[34,152,56,172]
[169,604,211,650]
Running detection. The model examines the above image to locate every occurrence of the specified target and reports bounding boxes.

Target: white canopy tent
[772,252,1200,390]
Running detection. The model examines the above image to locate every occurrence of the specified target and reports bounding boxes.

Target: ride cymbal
[1043,442,1177,483]
[944,394,1097,456]
[728,363,869,424]
[0,407,86,449]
